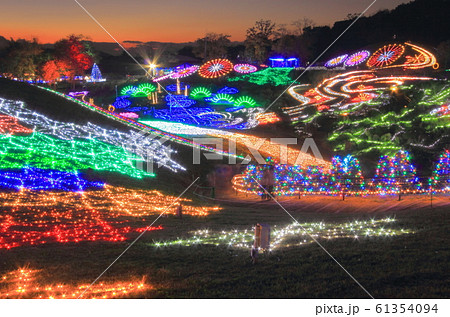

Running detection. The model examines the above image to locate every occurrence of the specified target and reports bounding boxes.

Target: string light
[235,96,257,108]
[0,132,153,179]
[0,184,220,249]
[169,65,199,79]
[255,112,280,125]
[0,269,148,299]
[371,151,421,194]
[232,152,448,196]
[324,54,349,68]
[344,50,370,67]
[233,64,257,74]
[120,84,156,97]
[210,93,234,104]
[283,71,434,122]
[216,87,240,94]
[0,98,182,172]
[367,44,405,68]
[33,86,241,161]
[0,167,104,191]
[228,67,293,86]
[152,218,412,251]
[0,114,33,135]
[430,150,450,190]
[190,87,212,99]
[198,59,233,78]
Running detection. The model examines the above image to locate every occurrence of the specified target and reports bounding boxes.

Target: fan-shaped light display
[199,59,233,78]
[190,87,212,98]
[170,65,199,79]
[324,54,348,68]
[367,44,405,68]
[234,63,257,74]
[344,50,370,67]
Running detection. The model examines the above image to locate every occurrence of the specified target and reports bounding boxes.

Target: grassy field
[1,194,448,298]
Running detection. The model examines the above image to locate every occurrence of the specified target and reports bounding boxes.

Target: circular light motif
[199,59,233,78]
[234,64,257,74]
[344,50,370,67]
[367,44,405,68]
[325,54,348,68]
[170,65,199,79]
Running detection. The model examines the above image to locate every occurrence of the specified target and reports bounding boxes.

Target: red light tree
[53,35,94,82]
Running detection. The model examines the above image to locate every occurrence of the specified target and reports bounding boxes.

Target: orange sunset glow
[2,0,410,43]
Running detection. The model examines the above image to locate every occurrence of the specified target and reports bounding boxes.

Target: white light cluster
[152,218,412,251]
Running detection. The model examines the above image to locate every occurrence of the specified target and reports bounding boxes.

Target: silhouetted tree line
[189,0,450,66]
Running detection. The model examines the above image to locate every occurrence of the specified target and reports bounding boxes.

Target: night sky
[2,0,411,43]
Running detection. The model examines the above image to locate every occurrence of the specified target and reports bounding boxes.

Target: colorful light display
[190,87,212,99]
[199,59,234,78]
[0,269,149,299]
[0,202,162,249]
[89,63,104,82]
[0,185,218,249]
[283,71,434,122]
[210,93,234,104]
[344,50,370,67]
[112,96,132,109]
[120,84,156,97]
[0,167,104,191]
[367,44,405,68]
[0,114,33,135]
[208,132,331,167]
[330,155,365,192]
[165,83,190,92]
[121,85,138,96]
[0,132,152,179]
[33,86,246,161]
[371,151,421,194]
[255,112,280,125]
[165,94,197,108]
[430,104,450,117]
[170,65,199,79]
[152,218,411,251]
[139,120,230,136]
[228,67,293,86]
[235,96,257,108]
[152,73,173,82]
[324,54,348,68]
[216,86,240,94]
[430,150,450,190]
[233,64,258,74]
[0,97,184,172]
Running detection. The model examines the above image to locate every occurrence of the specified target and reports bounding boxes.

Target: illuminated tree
[372,150,421,193]
[41,59,72,83]
[54,35,94,80]
[430,150,450,190]
[330,155,365,193]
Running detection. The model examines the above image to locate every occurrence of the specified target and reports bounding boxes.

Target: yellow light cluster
[0,185,221,217]
[208,132,330,167]
[0,268,148,299]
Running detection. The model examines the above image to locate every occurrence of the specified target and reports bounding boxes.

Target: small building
[269,57,300,68]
